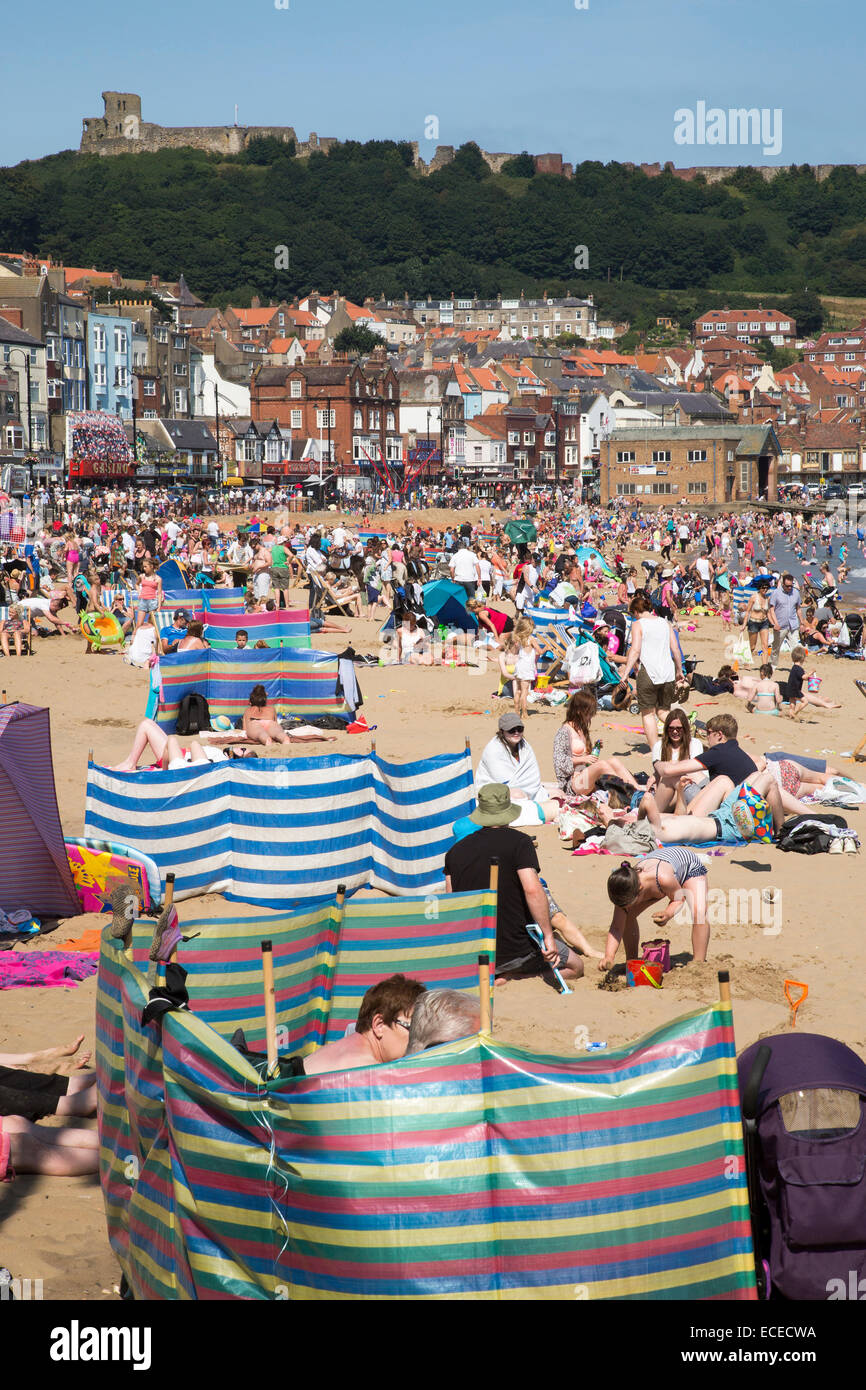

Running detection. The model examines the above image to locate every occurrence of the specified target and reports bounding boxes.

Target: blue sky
[2,0,857,169]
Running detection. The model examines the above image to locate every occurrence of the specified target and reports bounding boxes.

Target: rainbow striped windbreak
[161,588,247,615]
[153,647,346,728]
[202,608,311,649]
[96,908,756,1301]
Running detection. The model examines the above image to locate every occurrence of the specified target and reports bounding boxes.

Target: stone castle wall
[78,95,855,183]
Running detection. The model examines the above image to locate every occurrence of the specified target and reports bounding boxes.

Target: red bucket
[626,959,664,988]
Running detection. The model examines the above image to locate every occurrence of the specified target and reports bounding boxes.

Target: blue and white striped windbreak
[84,749,474,910]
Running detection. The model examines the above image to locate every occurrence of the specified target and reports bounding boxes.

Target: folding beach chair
[309,573,359,618]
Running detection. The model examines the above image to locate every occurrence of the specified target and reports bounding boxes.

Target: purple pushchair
[738,1033,866,1300]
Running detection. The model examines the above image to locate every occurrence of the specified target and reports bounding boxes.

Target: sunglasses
[506,725,525,734]
[394,1019,411,1032]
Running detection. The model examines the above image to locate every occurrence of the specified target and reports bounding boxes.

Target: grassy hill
[1,141,864,333]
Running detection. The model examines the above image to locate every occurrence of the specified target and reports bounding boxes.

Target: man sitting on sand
[302,975,427,1075]
[444,783,584,984]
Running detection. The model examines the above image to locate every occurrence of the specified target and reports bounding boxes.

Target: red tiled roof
[230,307,278,326]
[64,268,113,286]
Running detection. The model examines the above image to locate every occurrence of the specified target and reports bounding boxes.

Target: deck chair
[538,624,578,683]
[309,573,359,618]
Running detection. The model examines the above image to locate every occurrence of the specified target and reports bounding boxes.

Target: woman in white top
[620,594,684,747]
[648,707,707,814]
[395,610,432,665]
[476,553,493,595]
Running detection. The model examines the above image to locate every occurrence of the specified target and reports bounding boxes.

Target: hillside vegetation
[2,140,865,330]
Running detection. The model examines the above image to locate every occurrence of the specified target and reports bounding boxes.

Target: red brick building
[695,308,796,346]
[804,327,866,374]
[250,350,402,484]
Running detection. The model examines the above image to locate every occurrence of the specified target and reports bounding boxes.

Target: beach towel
[0,950,98,989]
[55,928,103,953]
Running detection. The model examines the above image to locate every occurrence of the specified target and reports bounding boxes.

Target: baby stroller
[738,1032,866,1300]
[844,611,864,655]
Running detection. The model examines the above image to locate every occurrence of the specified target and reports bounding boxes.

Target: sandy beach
[2,508,865,1300]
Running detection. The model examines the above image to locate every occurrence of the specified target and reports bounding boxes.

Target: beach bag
[731,786,774,843]
[730,635,751,664]
[566,641,602,686]
[641,938,671,974]
[175,693,211,736]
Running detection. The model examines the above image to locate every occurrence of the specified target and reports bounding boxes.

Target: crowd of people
[3,487,862,1204]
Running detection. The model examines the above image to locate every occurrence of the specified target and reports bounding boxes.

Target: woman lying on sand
[0,1038,97,1178]
[111,717,229,771]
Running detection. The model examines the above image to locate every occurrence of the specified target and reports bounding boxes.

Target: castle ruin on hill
[79,91,859,183]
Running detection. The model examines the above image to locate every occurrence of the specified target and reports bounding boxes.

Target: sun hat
[469,784,521,826]
[498,712,525,733]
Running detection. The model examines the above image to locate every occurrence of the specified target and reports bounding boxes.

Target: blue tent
[158,559,190,591]
[422,580,478,631]
[577,545,616,578]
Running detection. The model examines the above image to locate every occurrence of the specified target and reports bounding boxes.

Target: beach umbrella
[504,519,538,545]
[421,580,478,631]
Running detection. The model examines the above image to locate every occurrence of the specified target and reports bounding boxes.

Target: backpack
[776,813,848,855]
[175,693,211,736]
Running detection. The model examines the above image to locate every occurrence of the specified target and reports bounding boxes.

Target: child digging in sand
[600,850,710,972]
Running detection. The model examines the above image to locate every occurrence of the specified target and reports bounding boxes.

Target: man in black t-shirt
[140,525,160,558]
[444,784,583,982]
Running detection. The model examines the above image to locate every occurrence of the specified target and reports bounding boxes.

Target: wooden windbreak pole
[718,969,731,1010]
[261,940,278,1078]
[485,858,500,1034]
[164,873,177,964]
[478,954,492,1034]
